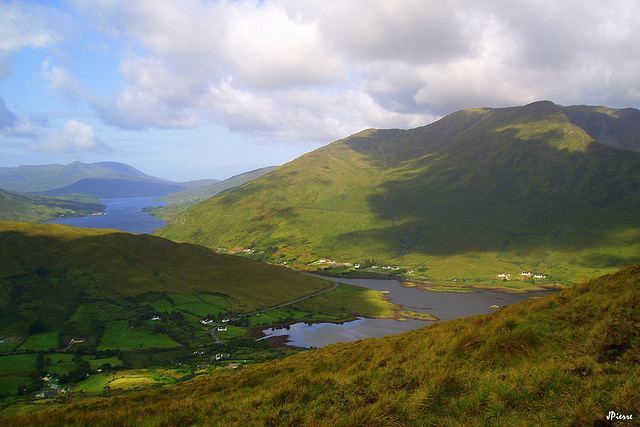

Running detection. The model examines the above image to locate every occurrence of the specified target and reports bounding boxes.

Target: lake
[46,196,168,234]
[259,276,562,348]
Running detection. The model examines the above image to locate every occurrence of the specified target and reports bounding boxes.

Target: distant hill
[177,178,220,189]
[157,101,640,284]
[34,177,184,198]
[5,259,639,425]
[0,161,186,198]
[0,221,330,343]
[0,189,104,222]
[152,166,278,221]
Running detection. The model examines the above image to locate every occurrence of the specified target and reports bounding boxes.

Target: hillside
[0,221,395,400]
[152,166,278,222]
[0,189,104,222]
[34,176,184,198]
[4,261,639,425]
[0,221,333,341]
[0,161,185,198]
[157,101,640,284]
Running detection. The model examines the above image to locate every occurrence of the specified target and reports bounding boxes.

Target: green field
[0,354,38,376]
[17,332,60,351]
[215,325,248,339]
[168,293,230,318]
[97,321,180,351]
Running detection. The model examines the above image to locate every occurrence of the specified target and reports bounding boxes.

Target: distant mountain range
[156,101,640,284]
[0,161,188,198]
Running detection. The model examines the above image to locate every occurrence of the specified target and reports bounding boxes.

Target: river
[259,276,561,348]
[46,196,167,234]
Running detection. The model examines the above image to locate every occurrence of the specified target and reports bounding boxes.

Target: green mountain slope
[156,101,640,284]
[5,262,639,425]
[0,221,331,342]
[0,189,104,222]
[152,166,278,222]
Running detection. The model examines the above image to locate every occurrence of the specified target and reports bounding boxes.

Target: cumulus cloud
[53,0,640,142]
[32,120,108,152]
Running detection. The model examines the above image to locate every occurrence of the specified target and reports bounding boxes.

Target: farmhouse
[216,325,228,332]
[520,271,533,279]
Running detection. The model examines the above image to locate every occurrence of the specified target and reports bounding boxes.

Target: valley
[0,221,397,402]
[1,102,640,424]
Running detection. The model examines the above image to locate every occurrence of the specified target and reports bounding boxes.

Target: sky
[1,0,640,182]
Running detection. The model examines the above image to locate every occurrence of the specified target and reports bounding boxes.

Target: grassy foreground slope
[4,263,639,426]
[0,189,104,222]
[157,101,640,284]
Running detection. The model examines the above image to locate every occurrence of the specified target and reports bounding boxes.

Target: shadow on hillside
[338,124,640,267]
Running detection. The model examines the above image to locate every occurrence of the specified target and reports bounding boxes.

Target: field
[3,263,639,425]
[97,321,181,351]
[18,332,59,351]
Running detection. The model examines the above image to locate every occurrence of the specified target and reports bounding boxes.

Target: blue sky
[2,0,640,182]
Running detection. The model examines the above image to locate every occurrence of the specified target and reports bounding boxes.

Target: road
[257,280,339,313]
[209,279,340,344]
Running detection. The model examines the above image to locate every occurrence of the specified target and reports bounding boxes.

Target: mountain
[4,261,639,425]
[0,221,331,343]
[156,101,640,284]
[33,176,184,198]
[0,189,104,222]
[177,178,220,189]
[152,166,278,222]
[0,161,185,198]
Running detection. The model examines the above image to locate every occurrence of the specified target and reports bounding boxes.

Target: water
[46,196,168,234]
[260,276,561,348]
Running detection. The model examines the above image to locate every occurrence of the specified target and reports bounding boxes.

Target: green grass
[216,325,247,339]
[72,373,112,393]
[291,283,395,318]
[0,341,18,352]
[88,356,123,370]
[0,189,103,223]
[399,310,437,321]
[17,332,60,351]
[97,321,180,351]
[168,293,230,318]
[0,221,333,314]
[0,354,37,376]
[4,263,640,425]
[0,377,30,396]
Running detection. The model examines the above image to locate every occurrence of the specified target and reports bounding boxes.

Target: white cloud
[0,1,71,80]
[33,120,108,152]
[0,95,41,139]
[49,0,640,143]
